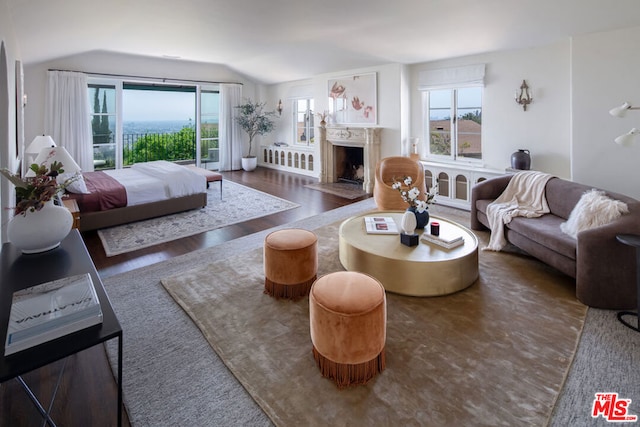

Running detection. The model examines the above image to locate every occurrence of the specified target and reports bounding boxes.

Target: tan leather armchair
[373,156,427,210]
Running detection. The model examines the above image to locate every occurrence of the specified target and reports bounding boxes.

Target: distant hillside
[123,120,193,135]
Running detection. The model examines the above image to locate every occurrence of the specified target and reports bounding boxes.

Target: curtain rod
[47,68,243,86]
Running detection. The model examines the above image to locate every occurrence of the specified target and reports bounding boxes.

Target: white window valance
[418,64,486,91]
[287,84,313,100]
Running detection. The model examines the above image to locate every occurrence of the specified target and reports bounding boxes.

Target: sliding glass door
[200,89,220,170]
[88,79,220,170]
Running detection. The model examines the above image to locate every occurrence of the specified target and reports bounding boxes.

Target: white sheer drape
[219,83,243,171]
[45,71,94,171]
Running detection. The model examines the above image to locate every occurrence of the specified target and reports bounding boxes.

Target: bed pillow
[58,172,90,194]
[560,189,629,238]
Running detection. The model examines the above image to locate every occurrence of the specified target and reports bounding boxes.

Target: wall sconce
[609,102,640,145]
[613,128,640,146]
[276,99,283,116]
[515,80,533,111]
[609,102,640,118]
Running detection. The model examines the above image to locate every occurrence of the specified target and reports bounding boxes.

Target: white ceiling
[6,0,640,84]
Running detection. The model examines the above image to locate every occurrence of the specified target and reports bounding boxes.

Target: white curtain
[219,83,243,171]
[45,71,94,171]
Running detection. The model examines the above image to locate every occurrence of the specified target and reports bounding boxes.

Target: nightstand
[61,198,80,229]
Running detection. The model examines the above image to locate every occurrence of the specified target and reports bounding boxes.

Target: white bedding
[131,161,206,198]
[103,161,206,206]
[103,168,168,206]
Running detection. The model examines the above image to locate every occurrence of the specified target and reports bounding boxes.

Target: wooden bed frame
[77,192,207,232]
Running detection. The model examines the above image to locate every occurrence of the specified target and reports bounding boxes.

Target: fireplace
[319,126,381,194]
[334,146,364,184]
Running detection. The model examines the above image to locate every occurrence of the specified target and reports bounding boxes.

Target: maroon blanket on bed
[65,171,128,212]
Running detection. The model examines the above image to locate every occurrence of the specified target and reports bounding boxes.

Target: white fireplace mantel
[319,126,381,194]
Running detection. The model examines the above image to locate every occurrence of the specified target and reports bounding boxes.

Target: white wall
[266,41,574,182]
[0,0,19,243]
[571,26,640,199]
[22,50,257,146]
[264,63,405,168]
[409,41,571,177]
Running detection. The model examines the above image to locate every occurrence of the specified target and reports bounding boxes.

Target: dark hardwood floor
[0,167,370,427]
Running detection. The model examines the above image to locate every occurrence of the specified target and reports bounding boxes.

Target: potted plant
[235,99,276,171]
[1,152,78,253]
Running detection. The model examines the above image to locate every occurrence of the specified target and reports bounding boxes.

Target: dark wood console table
[0,230,123,426]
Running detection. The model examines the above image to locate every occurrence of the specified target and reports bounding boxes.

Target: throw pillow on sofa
[560,189,629,238]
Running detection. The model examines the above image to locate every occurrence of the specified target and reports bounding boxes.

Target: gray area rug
[102,200,640,426]
[304,182,368,199]
[97,181,299,256]
[161,216,585,426]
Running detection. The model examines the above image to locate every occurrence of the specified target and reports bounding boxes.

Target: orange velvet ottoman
[309,271,387,388]
[263,228,318,300]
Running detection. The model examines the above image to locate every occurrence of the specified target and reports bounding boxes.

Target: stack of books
[364,216,399,235]
[5,273,103,356]
[420,229,464,249]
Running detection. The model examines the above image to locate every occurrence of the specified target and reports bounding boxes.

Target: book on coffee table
[420,228,464,249]
[364,216,399,235]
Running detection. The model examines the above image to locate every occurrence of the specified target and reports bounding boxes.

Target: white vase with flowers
[391,176,437,229]
[1,153,79,253]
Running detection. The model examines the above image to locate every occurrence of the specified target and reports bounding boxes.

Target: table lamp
[23,135,56,175]
[25,146,81,177]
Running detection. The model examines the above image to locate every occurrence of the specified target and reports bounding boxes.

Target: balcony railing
[93,132,219,170]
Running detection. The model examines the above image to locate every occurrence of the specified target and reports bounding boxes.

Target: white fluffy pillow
[560,189,629,238]
[57,172,90,194]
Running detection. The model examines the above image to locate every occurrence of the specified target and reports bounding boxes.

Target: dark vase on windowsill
[511,149,531,170]
[407,206,429,229]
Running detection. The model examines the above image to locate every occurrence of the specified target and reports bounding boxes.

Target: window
[88,84,117,169]
[294,98,314,146]
[87,78,219,170]
[424,86,482,161]
[200,89,220,170]
[122,84,196,166]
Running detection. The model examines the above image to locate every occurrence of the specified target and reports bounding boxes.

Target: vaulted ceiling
[6,0,640,84]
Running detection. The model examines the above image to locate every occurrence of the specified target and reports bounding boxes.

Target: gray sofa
[471,175,640,309]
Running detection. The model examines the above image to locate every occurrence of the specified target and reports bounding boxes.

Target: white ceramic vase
[8,200,73,254]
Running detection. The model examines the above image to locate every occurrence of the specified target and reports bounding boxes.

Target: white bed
[102,161,206,206]
[66,161,209,231]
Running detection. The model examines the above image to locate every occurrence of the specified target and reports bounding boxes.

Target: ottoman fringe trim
[264,275,316,300]
[312,346,386,389]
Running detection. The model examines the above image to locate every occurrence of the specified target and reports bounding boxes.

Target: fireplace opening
[334,146,364,184]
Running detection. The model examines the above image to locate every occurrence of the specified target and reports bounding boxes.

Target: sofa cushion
[544,178,595,219]
[504,214,577,260]
[475,198,576,259]
[560,189,629,238]
[545,178,636,220]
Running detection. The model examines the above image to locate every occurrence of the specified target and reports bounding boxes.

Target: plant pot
[242,156,258,172]
[8,200,73,254]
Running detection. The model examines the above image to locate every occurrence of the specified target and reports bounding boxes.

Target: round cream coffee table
[338,211,479,296]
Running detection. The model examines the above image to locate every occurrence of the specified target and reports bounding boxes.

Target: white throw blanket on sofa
[484,171,555,251]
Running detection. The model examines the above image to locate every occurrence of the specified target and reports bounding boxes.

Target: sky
[123,90,196,122]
